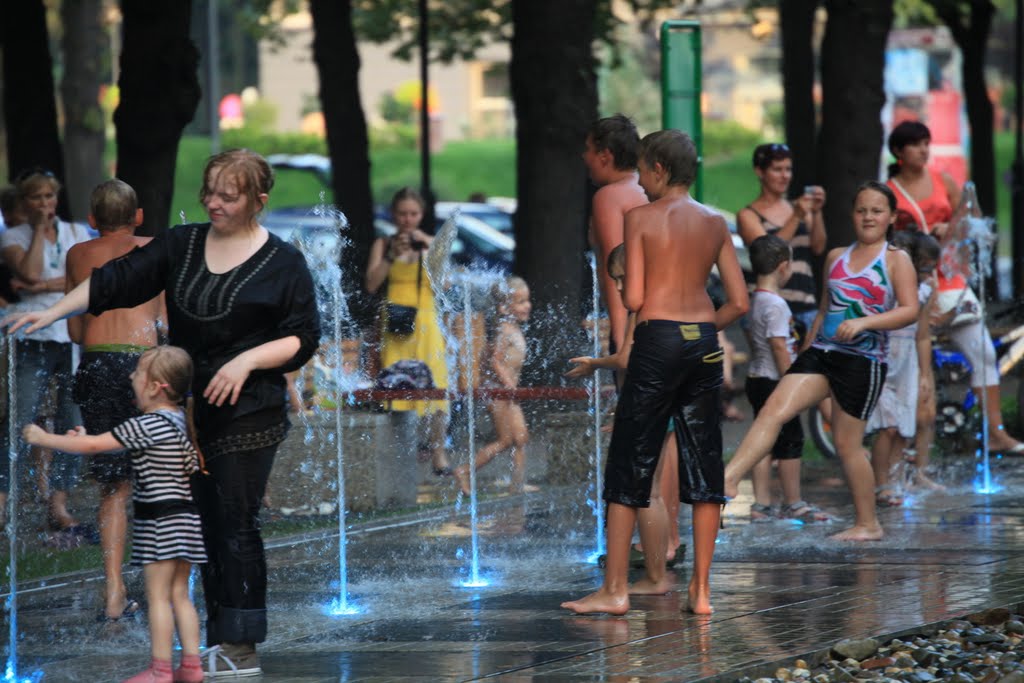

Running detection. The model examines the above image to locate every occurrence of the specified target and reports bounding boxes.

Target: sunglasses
[753,143,791,168]
[13,167,56,185]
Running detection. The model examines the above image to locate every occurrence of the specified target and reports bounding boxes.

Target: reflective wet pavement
[8,454,1024,682]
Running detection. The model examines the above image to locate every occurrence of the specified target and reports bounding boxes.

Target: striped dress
[112,409,207,565]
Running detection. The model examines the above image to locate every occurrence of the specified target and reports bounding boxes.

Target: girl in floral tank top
[815,242,893,362]
[725,181,919,543]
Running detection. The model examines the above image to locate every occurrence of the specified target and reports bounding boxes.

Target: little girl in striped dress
[24,345,207,683]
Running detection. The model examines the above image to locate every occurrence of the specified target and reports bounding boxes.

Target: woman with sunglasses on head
[735,143,830,523]
[0,169,92,538]
[737,144,827,337]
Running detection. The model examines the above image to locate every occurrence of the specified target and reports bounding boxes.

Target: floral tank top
[813,243,893,362]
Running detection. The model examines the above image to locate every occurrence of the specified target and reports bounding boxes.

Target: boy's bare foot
[687,581,713,615]
[829,524,883,541]
[629,577,672,595]
[913,473,946,491]
[666,542,681,564]
[453,467,471,496]
[514,483,540,494]
[561,587,630,615]
[723,476,739,500]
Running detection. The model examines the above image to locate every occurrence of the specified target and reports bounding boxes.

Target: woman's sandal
[749,502,775,522]
[780,501,833,522]
[874,487,904,507]
[96,599,141,624]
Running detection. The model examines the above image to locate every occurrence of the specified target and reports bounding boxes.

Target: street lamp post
[419,0,435,227]
[1013,0,1023,300]
[207,0,221,154]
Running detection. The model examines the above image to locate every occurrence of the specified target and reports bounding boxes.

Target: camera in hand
[410,238,428,251]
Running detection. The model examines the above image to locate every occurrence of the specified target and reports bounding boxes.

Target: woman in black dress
[6,149,320,677]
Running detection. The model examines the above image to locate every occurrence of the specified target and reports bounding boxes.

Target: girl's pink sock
[121,657,172,683]
[172,653,204,683]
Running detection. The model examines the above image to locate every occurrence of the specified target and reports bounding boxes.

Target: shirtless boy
[66,179,164,621]
[562,130,748,616]
[583,114,648,354]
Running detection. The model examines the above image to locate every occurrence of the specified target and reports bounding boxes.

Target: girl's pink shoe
[172,654,204,683]
[122,658,172,683]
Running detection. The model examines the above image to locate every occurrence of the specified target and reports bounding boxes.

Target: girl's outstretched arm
[22,425,121,454]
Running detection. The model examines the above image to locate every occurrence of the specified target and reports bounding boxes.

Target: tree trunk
[61,0,109,221]
[114,1,200,235]
[310,0,376,327]
[930,0,996,215]
[511,0,598,384]
[780,0,820,197]
[817,0,893,247]
[1,0,67,213]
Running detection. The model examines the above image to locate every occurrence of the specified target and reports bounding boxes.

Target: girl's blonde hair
[139,346,206,472]
[492,275,528,310]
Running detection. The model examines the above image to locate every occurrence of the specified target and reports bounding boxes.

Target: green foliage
[702,151,758,215]
[220,128,327,156]
[703,120,763,162]
[243,98,279,133]
[379,92,415,124]
[369,122,418,149]
[353,0,675,63]
[598,33,661,133]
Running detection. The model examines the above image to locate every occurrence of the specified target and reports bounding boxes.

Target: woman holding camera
[366,187,451,475]
[737,143,827,336]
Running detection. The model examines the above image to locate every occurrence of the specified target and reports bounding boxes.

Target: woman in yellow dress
[366,187,451,475]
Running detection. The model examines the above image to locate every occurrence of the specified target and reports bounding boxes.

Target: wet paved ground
[7,451,1024,682]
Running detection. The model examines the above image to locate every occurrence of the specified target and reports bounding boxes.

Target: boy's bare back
[624,195,741,324]
[66,233,163,347]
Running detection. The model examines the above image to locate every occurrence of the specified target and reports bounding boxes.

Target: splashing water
[459,282,486,588]
[943,183,999,494]
[292,199,363,615]
[4,339,18,680]
[587,252,606,560]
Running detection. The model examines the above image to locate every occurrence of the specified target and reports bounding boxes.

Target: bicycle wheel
[807,406,836,459]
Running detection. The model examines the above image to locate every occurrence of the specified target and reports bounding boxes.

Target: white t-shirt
[747,289,797,380]
[0,220,92,343]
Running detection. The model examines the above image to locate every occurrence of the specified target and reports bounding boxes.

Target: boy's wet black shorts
[787,346,887,421]
[744,376,804,460]
[605,320,725,507]
[73,351,142,484]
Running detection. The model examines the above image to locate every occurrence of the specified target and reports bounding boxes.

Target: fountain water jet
[458,281,487,589]
[292,200,363,616]
[586,252,606,563]
[943,183,1001,494]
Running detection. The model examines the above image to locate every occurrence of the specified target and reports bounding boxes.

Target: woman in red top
[886,121,1024,456]
[886,121,961,240]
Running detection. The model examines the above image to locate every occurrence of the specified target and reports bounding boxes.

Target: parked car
[434,201,514,236]
[261,206,343,264]
[374,212,514,273]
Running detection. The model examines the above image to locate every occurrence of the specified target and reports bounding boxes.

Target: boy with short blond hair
[562,130,748,616]
[67,178,165,621]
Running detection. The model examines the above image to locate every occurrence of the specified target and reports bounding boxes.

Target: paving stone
[2,465,1024,681]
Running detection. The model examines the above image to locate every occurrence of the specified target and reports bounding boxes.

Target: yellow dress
[380,257,449,415]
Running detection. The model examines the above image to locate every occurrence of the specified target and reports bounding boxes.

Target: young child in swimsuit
[24,346,207,683]
[454,276,535,496]
[724,181,919,542]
